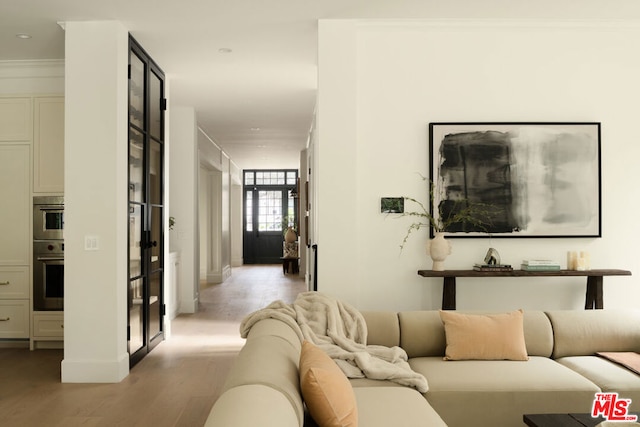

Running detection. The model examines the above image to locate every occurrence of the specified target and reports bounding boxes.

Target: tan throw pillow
[439,310,529,361]
[299,341,358,427]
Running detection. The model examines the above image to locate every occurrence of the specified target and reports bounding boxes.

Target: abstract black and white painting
[429,122,601,238]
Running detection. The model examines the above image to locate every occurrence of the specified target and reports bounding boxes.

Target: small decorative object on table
[427,232,451,271]
[521,260,561,271]
[567,251,591,271]
[473,263,513,272]
[484,247,501,265]
[472,248,512,271]
[284,226,297,244]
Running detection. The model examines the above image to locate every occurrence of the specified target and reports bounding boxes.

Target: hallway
[0,265,306,427]
[169,264,307,350]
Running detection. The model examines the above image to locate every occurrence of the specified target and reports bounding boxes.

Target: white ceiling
[2,0,640,169]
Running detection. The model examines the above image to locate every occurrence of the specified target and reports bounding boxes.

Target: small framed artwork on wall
[429,122,601,238]
[381,197,404,214]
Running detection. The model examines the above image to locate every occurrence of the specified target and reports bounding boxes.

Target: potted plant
[398,176,494,270]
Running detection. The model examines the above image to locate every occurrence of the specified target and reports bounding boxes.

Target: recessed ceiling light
[218,48,232,54]
[250,127,261,131]
[16,33,32,39]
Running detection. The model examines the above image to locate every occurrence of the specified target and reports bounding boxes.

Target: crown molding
[0,59,65,79]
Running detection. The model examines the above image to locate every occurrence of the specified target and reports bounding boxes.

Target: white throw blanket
[240,291,429,393]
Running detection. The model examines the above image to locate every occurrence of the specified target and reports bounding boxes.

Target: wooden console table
[417,269,631,310]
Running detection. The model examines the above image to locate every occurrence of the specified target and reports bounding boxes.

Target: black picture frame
[429,122,601,238]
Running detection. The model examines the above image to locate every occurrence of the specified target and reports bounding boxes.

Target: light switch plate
[84,235,99,251]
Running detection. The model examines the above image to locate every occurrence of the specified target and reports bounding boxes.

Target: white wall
[317,19,640,312]
[169,106,199,313]
[197,128,233,283]
[62,21,129,382]
[230,161,243,267]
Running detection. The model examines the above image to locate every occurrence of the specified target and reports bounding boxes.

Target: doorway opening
[243,169,298,264]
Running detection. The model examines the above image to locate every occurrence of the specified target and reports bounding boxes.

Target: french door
[128,36,166,367]
[243,170,298,264]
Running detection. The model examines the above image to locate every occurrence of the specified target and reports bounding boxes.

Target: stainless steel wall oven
[33,196,64,311]
[33,196,64,241]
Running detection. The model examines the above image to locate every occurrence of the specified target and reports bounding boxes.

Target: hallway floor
[0,265,307,427]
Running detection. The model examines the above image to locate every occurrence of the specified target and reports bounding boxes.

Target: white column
[62,21,129,382]
[169,106,199,313]
[316,21,360,303]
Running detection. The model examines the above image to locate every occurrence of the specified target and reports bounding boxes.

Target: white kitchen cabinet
[0,144,30,266]
[0,300,30,339]
[0,98,32,142]
[30,312,63,349]
[0,266,29,300]
[33,97,64,193]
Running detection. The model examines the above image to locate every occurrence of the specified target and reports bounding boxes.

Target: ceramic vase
[427,232,451,271]
[284,227,297,244]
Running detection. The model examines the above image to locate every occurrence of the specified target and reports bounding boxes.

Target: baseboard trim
[0,339,29,349]
[222,265,231,282]
[61,352,129,383]
[179,297,198,314]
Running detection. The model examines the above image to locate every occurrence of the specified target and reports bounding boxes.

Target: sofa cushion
[439,310,528,361]
[299,341,358,427]
[360,311,400,348]
[410,356,601,427]
[398,310,553,358]
[353,386,447,427]
[349,378,407,388]
[546,310,640,358]
[557,356,640,412]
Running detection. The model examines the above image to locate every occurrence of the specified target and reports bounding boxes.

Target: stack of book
[473,263,513,272]
[521,260,561,271]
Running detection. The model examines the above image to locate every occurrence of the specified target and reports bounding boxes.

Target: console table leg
[442,277,456,310]
[585,276,604,310]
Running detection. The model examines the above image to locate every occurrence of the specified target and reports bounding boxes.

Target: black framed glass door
[128,35,166,367]
[243,170,298,264]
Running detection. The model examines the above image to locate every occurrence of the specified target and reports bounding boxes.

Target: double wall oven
[33,196,64,311]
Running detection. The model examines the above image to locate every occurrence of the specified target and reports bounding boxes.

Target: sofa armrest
[205,385,299,427]
[547,310,640,358]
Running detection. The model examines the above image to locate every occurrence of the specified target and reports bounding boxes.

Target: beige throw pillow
[439,310,529,361]
[299,341,358,427]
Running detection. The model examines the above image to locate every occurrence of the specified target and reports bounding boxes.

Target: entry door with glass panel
[243,170,298,264]
[128,35,166,367]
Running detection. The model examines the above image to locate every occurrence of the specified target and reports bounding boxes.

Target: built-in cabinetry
[0,98,32,342]
[31,96,64,349]
[0,95,64,348]
[33,97,64,193]
[31,312,64,349]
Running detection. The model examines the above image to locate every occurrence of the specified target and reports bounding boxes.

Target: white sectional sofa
[205,308,640,427]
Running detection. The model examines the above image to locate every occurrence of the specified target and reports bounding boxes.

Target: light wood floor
[0,265,306,427]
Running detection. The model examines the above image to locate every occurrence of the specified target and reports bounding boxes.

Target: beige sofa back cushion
[397,310,554,358]
[360,311,401,347]
[546,310,640,358]
[399,311,446,357]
